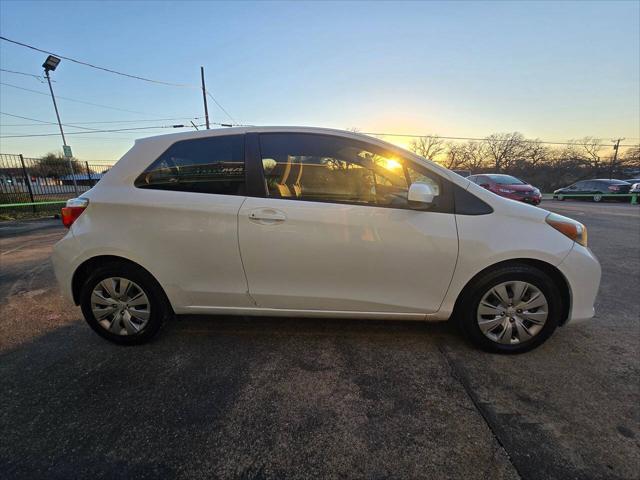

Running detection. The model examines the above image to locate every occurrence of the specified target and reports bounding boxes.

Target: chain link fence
[0,153,114,219]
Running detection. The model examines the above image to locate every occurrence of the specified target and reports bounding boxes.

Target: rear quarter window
[134,135,245,195]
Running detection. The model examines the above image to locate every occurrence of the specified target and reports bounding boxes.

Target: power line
[361,131,638,147]
[0,68,47,81]
[0,112,203,127]
[0,111,109,132]
[0,36,196,88]
[206,91,236,124]
[0,81,152,115]
[0,124,205,139]
[1,37,239,128]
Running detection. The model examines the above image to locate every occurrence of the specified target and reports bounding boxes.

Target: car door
[131,134,253,309]
[238,132,459,314]
[574,181,591,195]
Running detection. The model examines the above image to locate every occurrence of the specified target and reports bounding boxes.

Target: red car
[467,174,542,205]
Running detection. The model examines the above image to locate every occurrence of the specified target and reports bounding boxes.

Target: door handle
[248,208,287,224]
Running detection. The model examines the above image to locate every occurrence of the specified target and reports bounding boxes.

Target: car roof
[103,126,470,190]
[136,126,375,145]
[591,179,630,183]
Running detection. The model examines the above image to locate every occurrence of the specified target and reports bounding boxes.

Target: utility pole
[610,138,624,179]
[43,55,79,196]
[200,66,210,129]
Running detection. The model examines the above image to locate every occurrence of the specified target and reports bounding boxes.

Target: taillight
[61,197,89,228]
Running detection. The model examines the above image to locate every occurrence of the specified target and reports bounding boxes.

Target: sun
[384,158,402,170]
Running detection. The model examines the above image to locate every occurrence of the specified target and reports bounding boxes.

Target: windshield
[486,175,525,185]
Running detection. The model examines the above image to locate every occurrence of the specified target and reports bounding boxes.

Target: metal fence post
[86,161,92,187]
[19,154,36,214]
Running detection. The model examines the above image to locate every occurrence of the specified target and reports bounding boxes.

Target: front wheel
[456,265,562,353]
[79,262,171,345]
[593,194,603,202]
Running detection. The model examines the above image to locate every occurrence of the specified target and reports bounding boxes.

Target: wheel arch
[71,255,173,314]
[452,258,571,326]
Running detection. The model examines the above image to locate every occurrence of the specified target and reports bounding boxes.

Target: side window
[259,133,441,209]
[134,135,245,195]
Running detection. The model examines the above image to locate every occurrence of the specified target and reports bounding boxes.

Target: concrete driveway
[1,201,638,479]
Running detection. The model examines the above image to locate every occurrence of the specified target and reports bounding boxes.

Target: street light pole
[43,57,79,196]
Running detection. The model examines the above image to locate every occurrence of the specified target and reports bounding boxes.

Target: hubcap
[476,281,548,345]
[90,277,150,335]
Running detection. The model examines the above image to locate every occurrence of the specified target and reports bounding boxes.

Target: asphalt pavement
[0,201,638,479]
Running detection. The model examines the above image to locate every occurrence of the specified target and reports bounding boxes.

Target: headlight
[545,212,587,247]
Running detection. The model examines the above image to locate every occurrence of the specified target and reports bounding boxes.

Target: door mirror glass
[408,182,435,208]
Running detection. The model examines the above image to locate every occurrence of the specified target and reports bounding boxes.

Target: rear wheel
[593,193,603,202]
[457,264,561,353]
[80,262,171,345]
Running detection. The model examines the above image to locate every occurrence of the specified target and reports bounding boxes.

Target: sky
[1,0,639,161]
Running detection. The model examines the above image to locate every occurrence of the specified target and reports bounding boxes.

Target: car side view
[553,179,631,202]
[467,174,542,205]
[52,127,601,353]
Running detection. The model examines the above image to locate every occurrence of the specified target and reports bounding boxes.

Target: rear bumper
[51,230,79,304]
[557,244,601,323]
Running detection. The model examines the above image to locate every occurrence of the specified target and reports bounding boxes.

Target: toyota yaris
[52,127,600,353]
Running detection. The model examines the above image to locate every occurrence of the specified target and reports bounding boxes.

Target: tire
[456,264,562,354]
[593,194,602,202]
[79,262,171,345]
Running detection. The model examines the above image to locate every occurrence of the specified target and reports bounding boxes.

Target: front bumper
[498,192,542,204]
[557,244,601,323]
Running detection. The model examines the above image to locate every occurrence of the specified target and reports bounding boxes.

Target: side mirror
[408,182,436,208]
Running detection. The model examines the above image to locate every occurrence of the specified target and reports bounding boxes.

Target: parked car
[553,179,631,202]
[52,127,600,353]
[467,174,542,205]
[630,182,640,195]
[625,178,640,191]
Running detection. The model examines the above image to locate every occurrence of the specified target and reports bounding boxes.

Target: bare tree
[622,144,640,170]
[569,137,604,174]
[410,135,447,162]
[457,141,487,171]
[484,132,528,172]
[441,142,466,170]
[523,140,550,168]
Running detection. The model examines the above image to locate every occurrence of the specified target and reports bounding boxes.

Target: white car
[52,127,601,353]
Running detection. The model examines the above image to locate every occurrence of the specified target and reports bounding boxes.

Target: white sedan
[52,127,600,353]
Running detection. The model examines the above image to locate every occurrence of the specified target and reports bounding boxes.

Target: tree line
[409,133,640,191]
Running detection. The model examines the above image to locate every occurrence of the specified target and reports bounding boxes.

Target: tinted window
[605,179,631,185]
[486,175,525,185]
[135,135,245,195]
[259,133,441,209]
